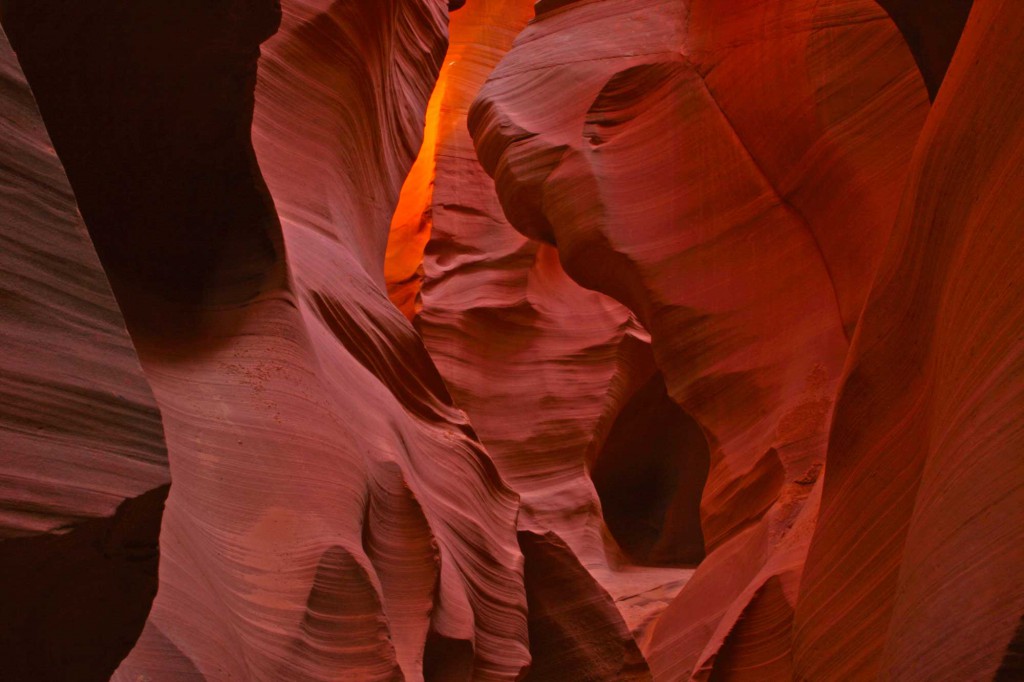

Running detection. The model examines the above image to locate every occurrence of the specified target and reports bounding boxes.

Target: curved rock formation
[386,2,699,665]
[3,1,530,680]
[118,2,531,678]
[470,0,930,676]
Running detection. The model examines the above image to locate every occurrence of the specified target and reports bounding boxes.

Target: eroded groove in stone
[876,0,974,99]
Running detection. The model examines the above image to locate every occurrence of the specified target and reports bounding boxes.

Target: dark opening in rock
[591,372,709,566]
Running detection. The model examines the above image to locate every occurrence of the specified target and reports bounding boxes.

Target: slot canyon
[0,0,1021,680]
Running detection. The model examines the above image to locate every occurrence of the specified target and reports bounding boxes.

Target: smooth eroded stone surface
[385,1,698,663]
[3,0,1021,678]
[121,2,530,679]
[794,1,1024,678]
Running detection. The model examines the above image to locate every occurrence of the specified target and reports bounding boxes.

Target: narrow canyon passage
[1,0,1022,680]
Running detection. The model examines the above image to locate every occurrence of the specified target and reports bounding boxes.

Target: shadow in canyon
[591,371,710,567]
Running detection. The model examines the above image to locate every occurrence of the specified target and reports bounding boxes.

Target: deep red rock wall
[794,1,1024,678]
[2,2,530,680]
[116,2,534,679]
[384,1,700,675]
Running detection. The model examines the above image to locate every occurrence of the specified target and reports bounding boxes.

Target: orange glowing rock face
[385,68,446,320]
[3,0,1024,680]
[385,2,538,321]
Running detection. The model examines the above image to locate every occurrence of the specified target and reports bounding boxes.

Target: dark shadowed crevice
[311,292,458,419]
[535,0,585,17]
[423,631,475,682]
[875,0,973,100]
[590,371,709,567]
[0,0,285,334]
[276,545,402,678]
[0,2,285,678]
[0,485,168,682]
[995,615,1024,681]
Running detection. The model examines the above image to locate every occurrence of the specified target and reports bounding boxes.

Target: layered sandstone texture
[1,0,1022,680]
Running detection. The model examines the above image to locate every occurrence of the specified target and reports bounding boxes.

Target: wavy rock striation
[1,0,1021,679]
[386,3,703,672]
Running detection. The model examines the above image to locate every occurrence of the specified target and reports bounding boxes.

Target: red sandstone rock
[116,2,531,680]
[385,2,695,663]
[0,22,166,554]
[793,1,1024,678]
[519,530,651,680]
[470,0,929,677]
[3,1,530,680]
